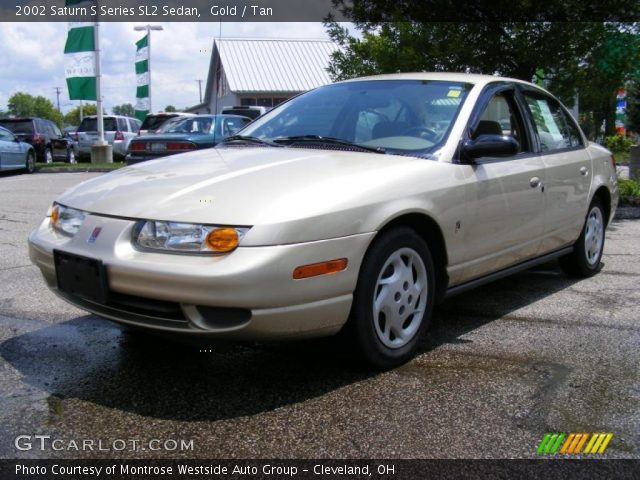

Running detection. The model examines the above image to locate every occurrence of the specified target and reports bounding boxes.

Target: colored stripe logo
[537,433,613,455]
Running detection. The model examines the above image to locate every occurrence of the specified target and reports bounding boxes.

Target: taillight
[114,131,124,141]
[32,134,44,144]
[610,154,616,170]
[166,142,197,151]
[130,142,146,152]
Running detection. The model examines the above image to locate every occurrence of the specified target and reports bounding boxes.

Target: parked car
[28,73,618,368]
[75,115,141,161]
[221,106,266,120]
[125,114,251,165]
[0,126,36,173]
[138,112,195,136]
[0,117,73,163]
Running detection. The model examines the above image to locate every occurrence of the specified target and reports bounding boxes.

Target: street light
[133,25,163,113]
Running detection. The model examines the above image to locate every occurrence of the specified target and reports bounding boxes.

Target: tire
[44,148,53,164]
[25,151,36,174]
[349,227,436,368]
[559,197,606,277]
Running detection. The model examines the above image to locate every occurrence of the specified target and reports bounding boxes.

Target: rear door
[0,128,24,168]
[459,84,546,280]
[520,90,591,252]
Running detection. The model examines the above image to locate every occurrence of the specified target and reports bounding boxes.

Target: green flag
[64,1,97,100]
[134,34,150,121]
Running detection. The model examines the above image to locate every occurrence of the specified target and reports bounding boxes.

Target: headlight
[134,221,250,254]
[50,203,86,236]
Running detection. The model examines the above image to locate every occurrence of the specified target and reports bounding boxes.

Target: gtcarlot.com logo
[537,433,613,455]
[14,435,194,452]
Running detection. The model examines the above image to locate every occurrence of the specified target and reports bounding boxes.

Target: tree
[7,92,63,126]
[112,103,135,117]
[64,103,98,126]
[164,105,177,112]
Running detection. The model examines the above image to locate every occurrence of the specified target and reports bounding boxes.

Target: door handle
[580,166,589,176]
[530,177,541,188]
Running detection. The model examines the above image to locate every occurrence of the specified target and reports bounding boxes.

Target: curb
[614,206,640,220]
[35,168,120,173]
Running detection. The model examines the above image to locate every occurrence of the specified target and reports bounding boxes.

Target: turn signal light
[50,204,59,225]
[205,227,240,252]
[293,258,348,279]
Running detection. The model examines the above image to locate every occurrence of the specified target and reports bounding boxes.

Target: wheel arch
[592,185,612,225]
[374,212,450,302]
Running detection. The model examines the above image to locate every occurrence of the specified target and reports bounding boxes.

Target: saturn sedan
[28,73,618,367]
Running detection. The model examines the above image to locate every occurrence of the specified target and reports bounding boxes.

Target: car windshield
[239,80,472,156]
[164,117,215,134]
[0,120,33,134]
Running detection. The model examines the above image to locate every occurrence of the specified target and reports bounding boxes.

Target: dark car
[0,117,73,163]
[138,112,195,136]
[126,114,251,165]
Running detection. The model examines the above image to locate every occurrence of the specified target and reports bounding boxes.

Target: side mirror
[462,134,519,160]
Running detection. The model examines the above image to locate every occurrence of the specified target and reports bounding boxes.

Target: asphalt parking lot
[0,171,638,459]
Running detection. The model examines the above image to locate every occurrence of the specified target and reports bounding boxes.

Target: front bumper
[28,213,374,340]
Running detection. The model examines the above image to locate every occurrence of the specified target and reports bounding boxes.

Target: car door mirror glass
[463,134,519,159]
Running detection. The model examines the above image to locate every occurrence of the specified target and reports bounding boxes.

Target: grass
[37,162,125,170]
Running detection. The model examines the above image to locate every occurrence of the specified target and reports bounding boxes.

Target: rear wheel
[559,197,606,277]
[349,227,435,368]
[25,151,36,174]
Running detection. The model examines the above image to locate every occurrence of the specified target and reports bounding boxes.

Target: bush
[618,178,640,206]
[604,134,634,153]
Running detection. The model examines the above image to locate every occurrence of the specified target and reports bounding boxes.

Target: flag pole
[94,18,104,145]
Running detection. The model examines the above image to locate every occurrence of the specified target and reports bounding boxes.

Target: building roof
[210,38,339,94]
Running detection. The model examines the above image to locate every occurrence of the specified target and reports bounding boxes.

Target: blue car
[125,114,251,165]
[0,126,36,173]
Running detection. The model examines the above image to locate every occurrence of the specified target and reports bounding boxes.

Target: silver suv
[75,115,142,161]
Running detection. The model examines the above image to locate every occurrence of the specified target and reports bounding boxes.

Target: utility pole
[196,79,203,104]
[54,87,62,114]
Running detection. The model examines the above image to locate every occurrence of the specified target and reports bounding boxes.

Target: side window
[116,118,128,132]
[0,128,13,141]
[472,92,529,153]
[223,118,245,136]
[523,93,583,152]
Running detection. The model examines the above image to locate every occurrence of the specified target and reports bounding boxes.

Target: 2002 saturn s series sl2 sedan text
[28,73,618,367]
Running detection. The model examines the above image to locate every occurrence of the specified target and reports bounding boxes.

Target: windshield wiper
[272,135,386,154]
[222,135,282,147]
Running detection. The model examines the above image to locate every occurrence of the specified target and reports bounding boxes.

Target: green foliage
[112,103,135,117]
[618,178,640,206]
[164,105,177,112]
[64,104,98,127]
[7,92,63,126]
[604,134,634,152]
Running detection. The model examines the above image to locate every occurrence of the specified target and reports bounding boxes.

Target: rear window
[78,117,118,132]
[141,114,178,131]
[0,120,34,134]
[222,109,261,120]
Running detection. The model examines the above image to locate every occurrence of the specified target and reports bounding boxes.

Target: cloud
[0,21,332,118]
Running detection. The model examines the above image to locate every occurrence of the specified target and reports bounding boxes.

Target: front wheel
[349,227,436,368]
[559,197,606,277]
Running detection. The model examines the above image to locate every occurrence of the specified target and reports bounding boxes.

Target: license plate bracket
[54,250,109,304]
[150,142,166,152]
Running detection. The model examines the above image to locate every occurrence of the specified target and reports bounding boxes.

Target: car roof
[339,72,548,91]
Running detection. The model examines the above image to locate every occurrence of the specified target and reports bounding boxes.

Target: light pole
[133,24,163,113]
[196,79,203,104]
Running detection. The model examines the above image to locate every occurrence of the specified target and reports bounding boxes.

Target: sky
[0,22,333,118]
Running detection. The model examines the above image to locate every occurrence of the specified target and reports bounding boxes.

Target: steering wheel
[402,126,439,141]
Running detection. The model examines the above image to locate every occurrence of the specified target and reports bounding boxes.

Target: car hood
[57,146,454,244]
